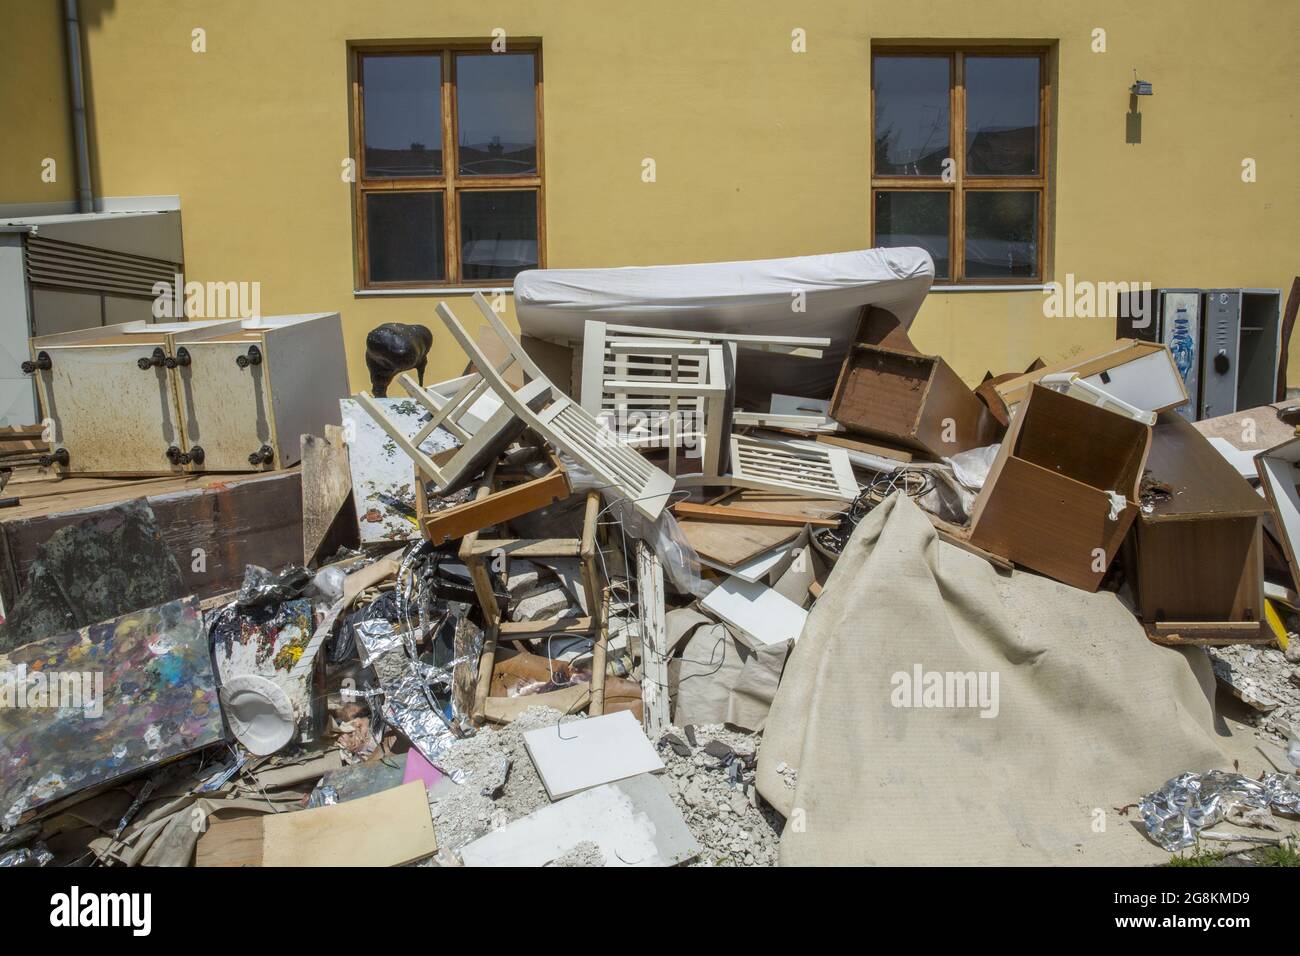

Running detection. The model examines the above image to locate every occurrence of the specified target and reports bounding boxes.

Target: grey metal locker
[1199,289,1241,420]
[1236,289,1282,410]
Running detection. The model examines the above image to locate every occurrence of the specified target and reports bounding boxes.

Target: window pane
[459,191,538,281]
[873,56,950,177]
[456,53,537,176]
[362,55,442,177]
[965,56,1040,176]
[874,191,950,279]
[365,192,446,282]
[964,191,1039,278]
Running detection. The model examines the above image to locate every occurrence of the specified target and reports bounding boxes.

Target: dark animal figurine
[365,323,434,397]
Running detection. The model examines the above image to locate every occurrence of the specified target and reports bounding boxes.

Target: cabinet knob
[248,444,274,466]
[38,448,70,468]
[137,347,166,371]
[188,445,205,466]
[165,347,192,369]
[236,345,263,368]
[20,351,52,374]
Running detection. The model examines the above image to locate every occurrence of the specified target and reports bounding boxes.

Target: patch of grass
[1166,845,1230,867]
[1166,837,1300,867]
[1252,841,1300,867]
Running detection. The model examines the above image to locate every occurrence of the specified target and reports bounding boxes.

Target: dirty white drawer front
[174,339,276,471]
[38,343,185,474]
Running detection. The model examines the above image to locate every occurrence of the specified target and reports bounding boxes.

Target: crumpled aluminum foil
[307,785,339,808]
[1140,770,1300,850]
[354,618,411,667]
[379,667,466,785]
[0,842,52,867]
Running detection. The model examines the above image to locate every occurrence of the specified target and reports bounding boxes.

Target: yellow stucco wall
[4,0,1298,389]
[0,0,75,206]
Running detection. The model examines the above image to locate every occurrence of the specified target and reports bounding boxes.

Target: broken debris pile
[3,250,1299,866]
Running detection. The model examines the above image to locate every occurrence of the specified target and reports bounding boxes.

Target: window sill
[354,286,514,297]
[930,284,1048,292]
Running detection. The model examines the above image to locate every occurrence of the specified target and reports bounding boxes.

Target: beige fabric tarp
[756,493,1264,865]
[667,608,787,732]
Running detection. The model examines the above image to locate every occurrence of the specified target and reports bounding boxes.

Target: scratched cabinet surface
[33,332,190,475]
[29,315,347,475]
[173,332,277,471]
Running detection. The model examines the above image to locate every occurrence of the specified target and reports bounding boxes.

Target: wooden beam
[421,465,570,546]
[671,501,840,528]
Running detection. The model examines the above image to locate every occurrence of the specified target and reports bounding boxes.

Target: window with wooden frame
[352,45,544,288]
[871,48,1049,283]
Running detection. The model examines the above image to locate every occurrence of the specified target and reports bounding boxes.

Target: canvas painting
[0,596,223,825]
[339,397,458,545]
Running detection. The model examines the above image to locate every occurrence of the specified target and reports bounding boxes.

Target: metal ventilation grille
[24,234,179,299]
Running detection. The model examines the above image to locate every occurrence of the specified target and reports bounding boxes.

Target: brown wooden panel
[831,344,1000,458]
[0,470,302,607]
[1011,384,1149,496]
[969,456,1136,591]
[1134,518,1262,624]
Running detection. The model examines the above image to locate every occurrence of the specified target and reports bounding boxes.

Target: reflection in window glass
[366,192,446,282]
[965,57,1040,176]
[873,57,950,176]
[362,55,442,177]
[459,191,538,280]
[456,54,537,176]
[875,191,950,278]
[965,191,1038,278]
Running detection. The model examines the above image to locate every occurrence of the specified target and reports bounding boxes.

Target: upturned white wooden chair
[436,293,675,521]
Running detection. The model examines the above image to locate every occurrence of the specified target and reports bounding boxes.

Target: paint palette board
[339,397,458,545]
[0,596,223,825]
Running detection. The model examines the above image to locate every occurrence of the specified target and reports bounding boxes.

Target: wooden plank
[199,780,437,867]
[1146,621,1270,647]
[468,538,582,558]
[195,815,266,867]
[671,501,838,528]
[301,427,354,566]
[636,543,670,736]
[815,432,914,462]
[263,779,436,866]
[499,616,593,637]
[421,466,570,546]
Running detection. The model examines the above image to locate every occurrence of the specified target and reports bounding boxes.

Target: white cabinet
[28,314,347,475]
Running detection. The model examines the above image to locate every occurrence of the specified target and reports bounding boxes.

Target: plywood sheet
[262,780,435,866]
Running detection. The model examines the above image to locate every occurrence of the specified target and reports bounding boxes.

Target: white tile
[701,575,808,647]
[523,710,664,801]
